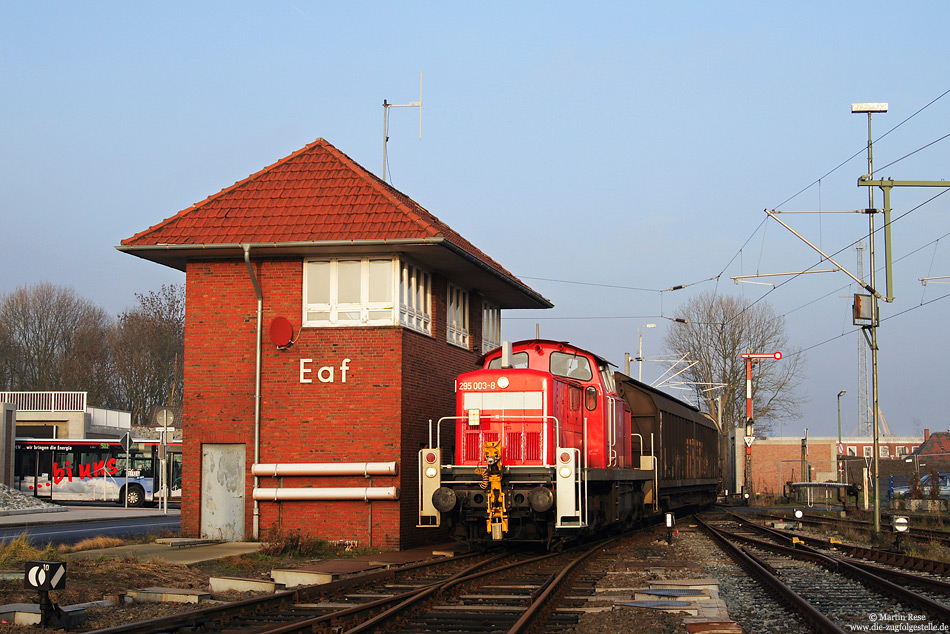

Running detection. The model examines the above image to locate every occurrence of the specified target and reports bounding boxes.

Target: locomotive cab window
[585,386,598,410]
[550,352,592,381]
[598,363,615,393]
[487,352,529,369]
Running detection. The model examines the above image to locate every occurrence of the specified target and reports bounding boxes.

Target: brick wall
[183,257,484,549]
[737,436,924,498]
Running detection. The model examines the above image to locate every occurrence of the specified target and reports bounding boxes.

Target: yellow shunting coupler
[475,441,509,540]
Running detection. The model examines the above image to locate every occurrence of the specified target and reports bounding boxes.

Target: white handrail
[0,391,86,412]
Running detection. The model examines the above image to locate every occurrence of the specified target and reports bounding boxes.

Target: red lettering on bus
[52,461,73,484]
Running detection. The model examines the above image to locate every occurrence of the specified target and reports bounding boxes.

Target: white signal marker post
[739,352,782,501]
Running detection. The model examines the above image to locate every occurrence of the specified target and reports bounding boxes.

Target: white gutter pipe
[243,245,263,540]
[252,462,398,477]
[253,487,400,501]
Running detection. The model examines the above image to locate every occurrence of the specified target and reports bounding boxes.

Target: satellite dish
[269,316,294,347]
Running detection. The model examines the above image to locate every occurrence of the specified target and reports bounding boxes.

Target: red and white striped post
[739,351,782,501]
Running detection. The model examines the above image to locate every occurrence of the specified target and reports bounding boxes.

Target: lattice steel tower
[856,241,871,436]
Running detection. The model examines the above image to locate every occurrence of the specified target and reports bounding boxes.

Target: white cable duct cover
[252,487,400,501]
[251,462,398,477]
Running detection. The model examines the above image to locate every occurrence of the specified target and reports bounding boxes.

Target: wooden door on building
[200,444,245,541]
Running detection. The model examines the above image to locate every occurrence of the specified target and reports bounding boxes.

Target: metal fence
[0,391,87,412]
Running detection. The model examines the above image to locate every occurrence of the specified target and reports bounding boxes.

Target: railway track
[732,511,950,577]
[81,537,619,634]
[759,509,950,549]
[697,514,950,633]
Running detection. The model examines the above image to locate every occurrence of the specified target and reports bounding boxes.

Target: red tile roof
[918,432,950,456]
[119,138,551,309]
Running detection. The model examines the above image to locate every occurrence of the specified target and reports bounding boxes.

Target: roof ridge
[122,138,330,245]
[320,142,442,238]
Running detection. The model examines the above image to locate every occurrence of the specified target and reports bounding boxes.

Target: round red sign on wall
[269,316,294,347]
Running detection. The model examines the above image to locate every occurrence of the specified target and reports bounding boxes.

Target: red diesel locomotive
[418,339,719,545]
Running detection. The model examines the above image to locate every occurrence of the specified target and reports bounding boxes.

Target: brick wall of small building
[183,257,484,549]
[182,260,259,539]
[736,436,924,498]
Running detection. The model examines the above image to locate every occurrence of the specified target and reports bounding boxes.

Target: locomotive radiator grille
[464,430,543,464]
[465,431,499,461]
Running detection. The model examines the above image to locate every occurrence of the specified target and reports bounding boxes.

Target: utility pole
[851,102,885,536]
[852,103,950,535]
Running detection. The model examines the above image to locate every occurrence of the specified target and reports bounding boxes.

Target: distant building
[1,391,131,439]
[728,432,924,497]
[0,392,133,488]
[905,430,950,470]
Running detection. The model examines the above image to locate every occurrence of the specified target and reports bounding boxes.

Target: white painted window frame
[446,284,469,349]
[303,257,431,336]
[481,303,501,353]
[398,260,432,336]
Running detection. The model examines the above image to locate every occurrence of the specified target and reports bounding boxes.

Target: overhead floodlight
[851,103,888,113]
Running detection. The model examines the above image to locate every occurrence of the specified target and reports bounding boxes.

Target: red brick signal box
[119,139,550,549]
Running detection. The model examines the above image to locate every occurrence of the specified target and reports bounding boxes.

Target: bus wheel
[125,485,145,507]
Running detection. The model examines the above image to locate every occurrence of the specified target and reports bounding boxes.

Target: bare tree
[0,283,114,404]
[662,291,805,436]
[111,285,185,425]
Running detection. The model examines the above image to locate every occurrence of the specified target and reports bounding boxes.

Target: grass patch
[58,536,126,553]
[0,533,61,568]
[213,554,273,574]
[905,539,950,563]
[259,531,338,557]
[259,530,379,559]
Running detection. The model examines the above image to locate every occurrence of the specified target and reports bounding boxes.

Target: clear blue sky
[3,2,949,438]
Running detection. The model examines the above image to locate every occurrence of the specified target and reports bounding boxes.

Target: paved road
[0,506,182,546]
[0,516,181,545]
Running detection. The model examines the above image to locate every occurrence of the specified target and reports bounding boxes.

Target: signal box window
[303,257,431,336]
[847,446,857,456]
[550,351,592,381]
[447,284,469,349]
[398,260,431,335]
[863,446,873,458]
[482,303,501,353]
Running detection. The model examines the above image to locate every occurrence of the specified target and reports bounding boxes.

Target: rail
[704,514,950,627]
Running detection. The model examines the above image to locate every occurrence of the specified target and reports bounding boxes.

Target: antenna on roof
[382,70,422,183]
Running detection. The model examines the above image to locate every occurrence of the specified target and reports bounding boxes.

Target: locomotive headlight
[559,466,572,479]
[497,376,509,388]
[425,466,438,478]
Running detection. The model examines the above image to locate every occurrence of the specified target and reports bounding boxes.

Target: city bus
[14,437,182,507]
